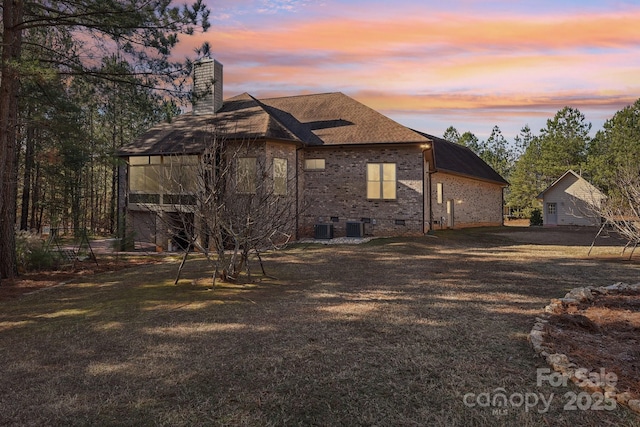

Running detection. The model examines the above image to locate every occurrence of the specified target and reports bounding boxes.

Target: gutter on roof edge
[433,167,510,187]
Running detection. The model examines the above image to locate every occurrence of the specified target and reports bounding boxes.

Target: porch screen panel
[129,156,161,194]
[164,155,199,193]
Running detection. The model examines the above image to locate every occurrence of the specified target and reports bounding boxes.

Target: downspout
[428,170,433,232]
[295,146,301,240]
[501,186,505,226]
[422,145,434,233]
[422,153,425,233]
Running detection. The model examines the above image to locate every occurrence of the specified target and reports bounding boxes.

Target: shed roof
[537,170,605,199]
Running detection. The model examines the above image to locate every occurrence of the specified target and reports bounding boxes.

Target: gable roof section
[119,93,300,155]
[537,170,605,199]
[415,132,509,186]
[119,92,429,155]
[259,92,428,145]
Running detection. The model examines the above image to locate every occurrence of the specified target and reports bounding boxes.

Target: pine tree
[483,125,513,180]
[443,126,461,143]
[0,0,210,281]
[538,106,591,187]
[506,126,543,216]
[586,98,640,193]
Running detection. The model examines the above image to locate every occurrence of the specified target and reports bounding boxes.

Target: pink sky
[175,0,640,140]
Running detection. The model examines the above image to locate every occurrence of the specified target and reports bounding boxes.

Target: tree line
[443,101,640,217]
[0,0,211,282]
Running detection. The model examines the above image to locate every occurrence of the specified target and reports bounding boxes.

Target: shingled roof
[119,92,429,155]
[258,92,428,145]
[417,132,509,186]
[119,91,507,186]
[119,93,298,155]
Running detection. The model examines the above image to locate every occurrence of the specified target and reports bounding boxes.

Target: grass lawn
[0,226,639,426]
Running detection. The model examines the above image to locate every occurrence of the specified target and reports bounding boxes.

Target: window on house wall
[367,163,396,200]
[237,157,257,193]
[437,182,443,204]
[305,158,325,170]
[273,158,287,195]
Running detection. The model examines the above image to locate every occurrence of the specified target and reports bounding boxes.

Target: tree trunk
[20,107,35,230]
[30,162,41,231]
[71,170,82,232]
[109,120,117,234]
[0,0,24,282]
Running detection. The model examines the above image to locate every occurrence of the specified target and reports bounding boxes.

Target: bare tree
[589,166,640,258]
[198,138,298,282]
[128,133,300,285]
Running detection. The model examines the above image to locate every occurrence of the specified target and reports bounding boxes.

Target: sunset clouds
[180,1,640,138]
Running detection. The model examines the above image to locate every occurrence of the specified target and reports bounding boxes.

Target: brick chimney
[192,59,223,114]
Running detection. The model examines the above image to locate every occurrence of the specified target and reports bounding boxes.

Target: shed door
[546,203,557,225]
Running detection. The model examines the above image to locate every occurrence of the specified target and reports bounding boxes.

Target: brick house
[118,60,508,249]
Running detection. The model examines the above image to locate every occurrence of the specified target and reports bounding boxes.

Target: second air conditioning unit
[346,221,364,238]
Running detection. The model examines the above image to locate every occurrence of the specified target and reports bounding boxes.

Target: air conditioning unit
[314,224,334,239]
[346,221,364,238]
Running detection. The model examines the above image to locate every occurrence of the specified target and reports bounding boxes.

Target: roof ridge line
[257,91,343,102]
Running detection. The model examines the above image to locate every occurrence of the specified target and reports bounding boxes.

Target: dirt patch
[496,225,631,247]
[0,255,166,301]
[542,290,640,400]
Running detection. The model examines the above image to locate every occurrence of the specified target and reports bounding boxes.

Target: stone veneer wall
[299,145,426,238]
[430,172,504,229]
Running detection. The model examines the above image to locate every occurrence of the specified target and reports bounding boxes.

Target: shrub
[28,247,56,271]
[15,230,55,272]
[530,208,543,226]
[113,232,136,252]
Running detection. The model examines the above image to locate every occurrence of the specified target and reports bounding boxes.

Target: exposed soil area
[542,291,640,399]
[0,255,165,301]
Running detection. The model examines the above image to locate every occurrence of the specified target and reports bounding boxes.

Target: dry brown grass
[0,226,639,426]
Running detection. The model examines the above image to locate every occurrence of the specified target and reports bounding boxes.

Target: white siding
[542,173,602,226]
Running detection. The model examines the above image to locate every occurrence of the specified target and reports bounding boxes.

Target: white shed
[537,170,605,226]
